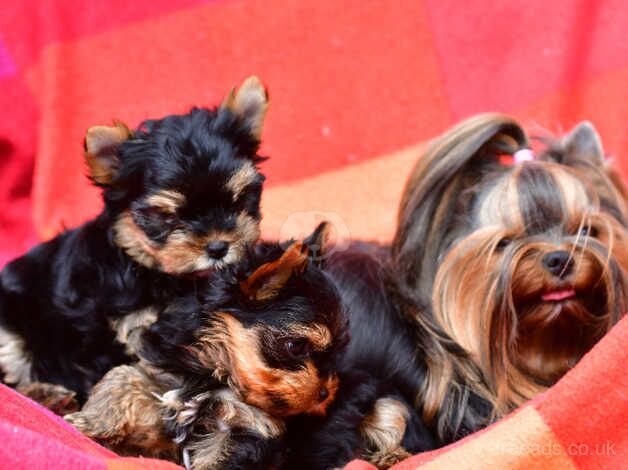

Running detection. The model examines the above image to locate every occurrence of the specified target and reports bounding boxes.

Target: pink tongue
[542,289,576,301]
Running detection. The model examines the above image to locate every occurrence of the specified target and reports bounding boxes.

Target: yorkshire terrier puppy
[392,114,628,441]
[66,223,349,470]
[0,76,269,406]
[280,245,436,470]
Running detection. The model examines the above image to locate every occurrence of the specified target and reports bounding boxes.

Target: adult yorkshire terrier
[0,76,269,404]
[392,113,628,442]
[66,223,348,470]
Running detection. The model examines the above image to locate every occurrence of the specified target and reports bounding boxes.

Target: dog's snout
[542,250,573,277]
[206,241,229,259]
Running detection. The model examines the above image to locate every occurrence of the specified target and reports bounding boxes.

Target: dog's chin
[513,286,611,382]
[181,268,216,279]
[179,262,227,278]
[159,253,235,277]
[516,275,612,321]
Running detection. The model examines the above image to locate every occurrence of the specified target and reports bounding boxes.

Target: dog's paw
[64,412,90,431]
[18,382,79,416]
[65,411,125,446]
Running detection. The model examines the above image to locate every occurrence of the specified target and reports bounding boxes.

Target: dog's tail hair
[391,113,528,303]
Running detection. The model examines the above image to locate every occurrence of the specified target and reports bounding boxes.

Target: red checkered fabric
[1,1,627,468]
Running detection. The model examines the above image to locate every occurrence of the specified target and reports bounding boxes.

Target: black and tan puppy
[0,76,269,406]
[66,223,348,470]
[280,245,436,470]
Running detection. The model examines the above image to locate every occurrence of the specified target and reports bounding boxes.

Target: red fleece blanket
[1,1,628,468]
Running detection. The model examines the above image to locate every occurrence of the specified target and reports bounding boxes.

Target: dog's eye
[134,207,180,243]
[138,207,177,225]
[496,238,512,250]
[284,339,312,359]
[579,225,599,238]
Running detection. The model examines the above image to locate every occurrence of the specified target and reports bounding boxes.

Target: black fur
[0,104,266,401]
[136,235,348,468]
[140,240,347,383]
[280,245,438,469]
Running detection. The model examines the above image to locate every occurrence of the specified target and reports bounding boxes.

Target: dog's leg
[360,397,413,469]
[18,382,79,416]
[171,388,284,470]
[0,324,34,388]
[65,364,176,458]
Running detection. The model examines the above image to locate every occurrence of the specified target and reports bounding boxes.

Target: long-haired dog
[392,113,628,441]
[0,76,269,405]
[66,223,349,470]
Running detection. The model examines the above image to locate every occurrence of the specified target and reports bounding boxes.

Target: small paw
[64,412,89,431]
[18,382,79,416]
[65,412,124,446]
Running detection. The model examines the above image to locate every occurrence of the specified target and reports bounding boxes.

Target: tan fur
[110,307,158,355]
[226,161,258,199]
[240,241,308,301]
[67,364,285,467]
[18,382,78,416]
[113,210,160,268]
[145,190,186,212]
[113,210,259,274]
[475,168,523,229]
[192,313,338,417]
[392,114,628,435]
[84,122,132,185]
[288,323,333,350]
[173,388,284,440]
[171,388,284,470]
[65,364,177,459]
[360,398,411,469]
[551,167,593,219]
[220,76,269,140]
[0,326,33,387]
[429,163,628,417]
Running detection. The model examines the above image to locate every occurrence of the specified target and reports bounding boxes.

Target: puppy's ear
[221,76,269,140]
[303,221,331,267]
[241,242,308,301]
[84,121,133,186]
[562,121,605,167]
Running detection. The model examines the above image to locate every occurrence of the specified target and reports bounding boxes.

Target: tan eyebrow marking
[145,190,186,212]
[226,162,258,200]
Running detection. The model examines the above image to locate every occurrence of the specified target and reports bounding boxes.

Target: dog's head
[84,76,269,275]
[142,222,348,417]
[394,114,628,430]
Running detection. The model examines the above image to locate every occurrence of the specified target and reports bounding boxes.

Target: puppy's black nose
[318,386,329,402]
[206,241,229,259]
[542,250,573,277]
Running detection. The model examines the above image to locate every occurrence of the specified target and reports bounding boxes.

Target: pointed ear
[220,76,269,140]
[84,121,132,186]
[303,222,331,267]
[241,242,309,301]
[563,121,605,167]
